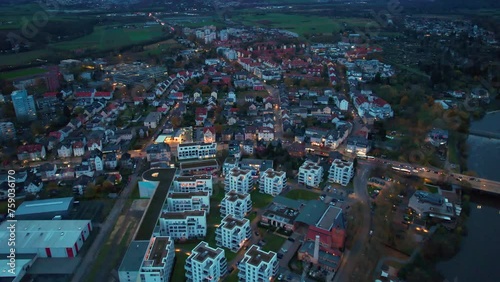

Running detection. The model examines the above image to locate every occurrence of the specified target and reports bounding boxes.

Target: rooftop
[160,210,205,220]
[119,240,149,272]
[295,200,329,226]
[239,158,273,172]
[220,215,249,230]
[316,206,343,231]
[144,236,172,268]
[180,159,218,170]
[0,220,91,249]
[244,245,276,267]
[262,168,285,178]
[190,241,224,263]
[178,142,216,148]
[168,191,209,199]
[15,197,74,216]
[174,175,212,182]
[224,190,250,202]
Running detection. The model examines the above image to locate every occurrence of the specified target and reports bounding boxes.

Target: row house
[177,142,217,160]
[166,191,210,213]
[172,175,213,196]
[17,144,46,161]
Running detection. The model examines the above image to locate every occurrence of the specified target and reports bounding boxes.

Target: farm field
[232,13,373,36]
[0,67,47,79]
[49,24,165,51]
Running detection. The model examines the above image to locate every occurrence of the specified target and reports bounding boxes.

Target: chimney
[313,235,320,264]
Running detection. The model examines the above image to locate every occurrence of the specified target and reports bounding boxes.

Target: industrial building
[15,197,74,220]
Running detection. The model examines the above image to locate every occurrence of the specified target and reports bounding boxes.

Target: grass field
[250,190,274,209]
[232,13,373,36]
[261,233,287,252]
[50,24,165,51]
[284,189,319,201]
[0,67,47,79]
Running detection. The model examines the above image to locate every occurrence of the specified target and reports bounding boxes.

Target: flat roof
[0,220,90,249]
[119,240,150,272]
[144,236,172,268]
[160,210,205,220]
[224,190,249,202]
[190,241,223,263]
[244,245,276,267]
[316,206,343,231]
[180,159,218,169]
[168,191,209,199]
[220,215,249,230]
[178,142,216,148]
[262,168,285,178]
[136,169,176,241]
[239,158,273,171]
[175,175,212,182]
[272,196,304,210]
[295,200,329,226]
[15,197,74,216]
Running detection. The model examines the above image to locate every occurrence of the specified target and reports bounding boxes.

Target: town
[0,1,499,282]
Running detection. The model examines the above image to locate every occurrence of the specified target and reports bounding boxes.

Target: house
[73,141,85,157]
[38,163,57,181]
[333,95,349,111]
[73,175,94,195]
[87,139,102,152]
[258,127,274,141]
[104,153,118,170]
[203,127,216,143]
[75,164,94,178]
[146,143,171,162]
[89,149,104,171]
[120,153,134,169]
[17,144,46,161]
[144,112,162,129]
[24,176,43,194]
[57,142,73,158]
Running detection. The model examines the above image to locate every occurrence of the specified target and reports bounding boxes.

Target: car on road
[287,237,295,242]
[255,231,259,236]
[277,253,284,259]
[278,274,283,280]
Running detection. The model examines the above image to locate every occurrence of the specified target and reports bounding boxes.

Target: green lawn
[284,189,319,201]
[171,252,188,281]
[261,233,287,252]
[225,270,239,282]
[0,49,53,67]
[250,190,274,209]
[0,67,47,80]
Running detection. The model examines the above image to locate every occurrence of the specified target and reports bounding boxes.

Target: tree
[30,120,44,136]
[255,96,263,103]
[171,116,182,128]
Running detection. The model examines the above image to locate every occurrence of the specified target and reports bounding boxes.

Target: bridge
[468,129,500,140]
[359,158,500,195]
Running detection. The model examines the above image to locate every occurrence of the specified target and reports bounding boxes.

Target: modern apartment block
[185,241,228,282]
[328,159,354,186]
[172,175,213,196]
[259,168,286,196]
[221,191,252,219]
[224,167,254,194]
[0,122,15,141]
[238,245,279,282]
[138,236,175,282]
[11,90,37,121]
[159,210,207,240]
[216,215,252,252]
[298,160,324,188]
[166,191,210,213]
[177,142,217,160]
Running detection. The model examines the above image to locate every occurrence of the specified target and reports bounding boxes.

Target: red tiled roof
[73,141,84,148]
[44,92,58,98]
[372,97,388,107]
[94,91,112,98]
[75,92,93,98]
[18,144,43,153]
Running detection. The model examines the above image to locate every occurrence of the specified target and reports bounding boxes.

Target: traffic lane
[278,236,303,268]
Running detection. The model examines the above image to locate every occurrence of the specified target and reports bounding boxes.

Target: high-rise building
[11,90,37,121]
[238,245,278,282]
[224,167,253,194]
[298,160,324,188]
[220,191,252,220]
[215,215,251,252]
[185,242,228,282]
[0,122,15,141]
[328,159,354,186]
[259,168,286,196]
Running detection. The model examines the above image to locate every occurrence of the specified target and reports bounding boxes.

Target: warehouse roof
[15,197,74,216]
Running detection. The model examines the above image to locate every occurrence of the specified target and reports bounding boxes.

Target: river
[437,111,500,282]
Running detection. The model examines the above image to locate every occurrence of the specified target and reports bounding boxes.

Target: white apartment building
[138,236,175,282]
[298,160,324,188]
[222,157,239,176]
[221,190,252,220]
[172,175,213,196]
[166,191,210,213]
[185,241,228,282]
[238,245,279,282]
[159,210,207,240]
[259,168,286,196]
[328,159,354,186]
[177,142,217,160]
[216,215,251,252]
[224,167,253,194]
